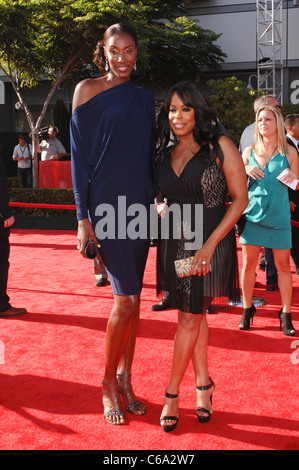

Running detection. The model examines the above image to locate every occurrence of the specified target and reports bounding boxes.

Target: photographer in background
[37,126,66,161]
[12,134,32,188]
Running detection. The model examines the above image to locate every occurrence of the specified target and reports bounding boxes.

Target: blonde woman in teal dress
[240,105,299,336]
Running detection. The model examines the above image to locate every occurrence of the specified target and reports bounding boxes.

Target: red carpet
[0,229,298,450]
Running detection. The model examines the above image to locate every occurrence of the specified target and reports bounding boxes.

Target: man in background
[285,114,299,275]
[12,134,32,188]
[38,126,66,161]
[0,157,27,317]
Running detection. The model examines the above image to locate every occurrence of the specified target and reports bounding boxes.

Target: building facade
[187,0,299,104]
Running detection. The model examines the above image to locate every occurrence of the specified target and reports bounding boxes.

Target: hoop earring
[105,58,109,72]
[133,60,137,71]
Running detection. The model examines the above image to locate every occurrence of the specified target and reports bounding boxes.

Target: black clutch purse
[85,238,98,259]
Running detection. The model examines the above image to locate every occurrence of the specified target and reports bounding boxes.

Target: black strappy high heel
[278,309,295,337]
[160,390,179,433]
[239,304,256,330]
[196,378,215,424]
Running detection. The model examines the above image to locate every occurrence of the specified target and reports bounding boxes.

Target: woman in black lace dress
[155,82,248,432]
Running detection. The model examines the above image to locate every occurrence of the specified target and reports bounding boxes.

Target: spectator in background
[0,157,27,318]
[12,134,32,188]
[285,114,299,276]
[239,95,281,153]
[239,94,281,292]
[38,126,66,161]
[239,105,299,336]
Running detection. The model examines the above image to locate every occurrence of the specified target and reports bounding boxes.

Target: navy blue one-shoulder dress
[71,81,158,295]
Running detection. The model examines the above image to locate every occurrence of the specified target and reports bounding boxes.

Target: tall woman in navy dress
[155,82,248,432]
[70,24,157,425]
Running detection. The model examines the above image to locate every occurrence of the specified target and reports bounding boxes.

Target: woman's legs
[241,244,261,308]
[272,248,292,312]
[102,294,140,424]
[192,315,214,418]
[161,311,204,426]
[116,313,146,415]
[117,312,139,375]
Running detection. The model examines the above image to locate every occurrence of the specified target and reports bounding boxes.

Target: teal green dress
[240,148,291,249]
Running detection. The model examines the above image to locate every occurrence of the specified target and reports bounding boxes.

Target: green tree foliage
[139,16,225,89]
[207,76,258,145]
[208,76,299,146]
[281,102,299,118]
[52,0,226,89]
[0,0,226,90]
[0,0,226,185]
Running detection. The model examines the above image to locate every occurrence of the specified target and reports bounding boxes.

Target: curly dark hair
[94,23,138,73]
[156,81,224,166]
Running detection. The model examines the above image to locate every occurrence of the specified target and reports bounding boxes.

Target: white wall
[286,8,299,61]
[193,11,257,66]
[187,2,299,68]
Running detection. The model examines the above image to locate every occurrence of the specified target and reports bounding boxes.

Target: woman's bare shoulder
[218,134,241,156]
[72,77,106,112]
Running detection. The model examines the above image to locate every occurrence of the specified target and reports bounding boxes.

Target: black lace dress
[156,146,240,314]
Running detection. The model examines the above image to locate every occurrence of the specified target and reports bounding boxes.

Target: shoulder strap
[249,146,256,161]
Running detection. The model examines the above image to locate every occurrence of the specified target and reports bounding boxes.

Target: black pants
[291,225,299,270]
[17,167,32,188]
[264,248,278,285]
[0,227,10,312]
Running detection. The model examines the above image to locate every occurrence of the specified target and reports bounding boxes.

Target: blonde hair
[254,105,287,156]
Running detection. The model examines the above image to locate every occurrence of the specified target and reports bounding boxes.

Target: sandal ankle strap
[196,377,214,392]
[102,380,118,386]
[165,389,179,399]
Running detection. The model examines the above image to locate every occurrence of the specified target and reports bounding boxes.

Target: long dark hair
[156,81,224,166]
[94,23,138,72]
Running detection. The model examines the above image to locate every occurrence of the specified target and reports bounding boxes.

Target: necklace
[261,145,278,162]
[263,145,278,159]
